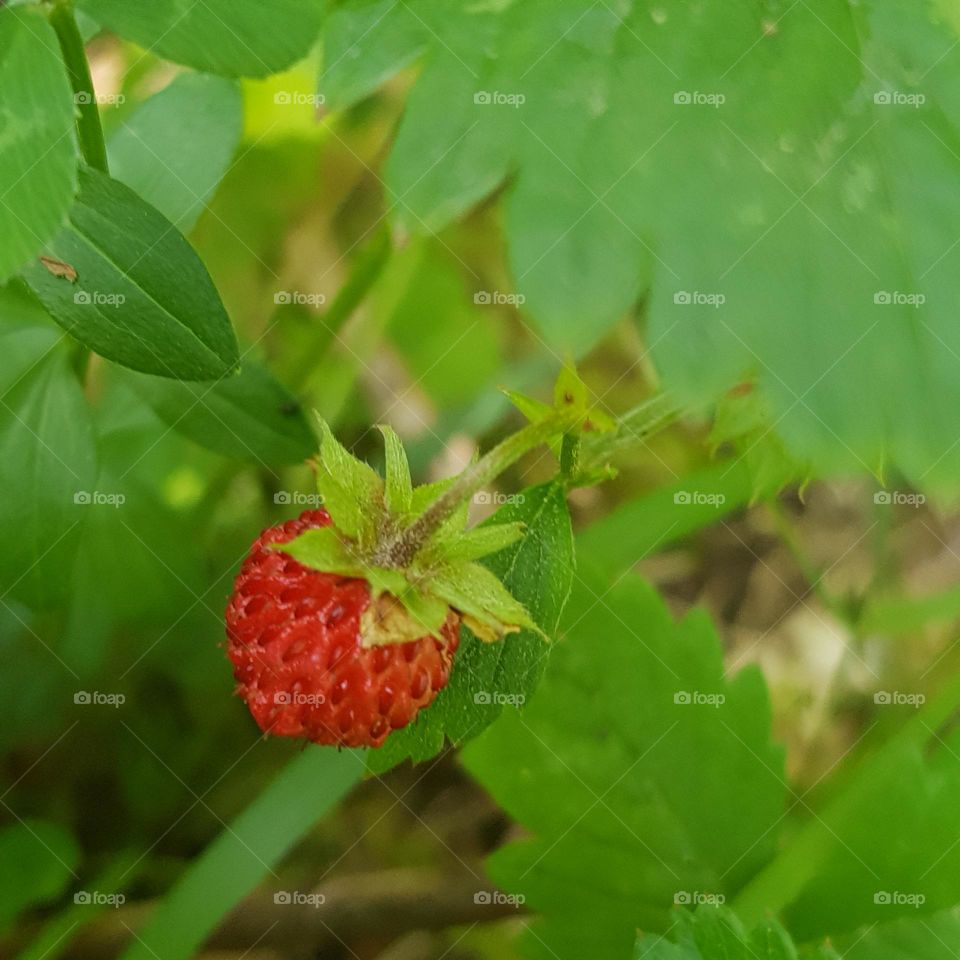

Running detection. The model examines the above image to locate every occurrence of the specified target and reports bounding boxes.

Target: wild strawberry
[223,383,600,749]
[226,509,460,748]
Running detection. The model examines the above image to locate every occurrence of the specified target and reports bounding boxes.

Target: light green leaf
[320,0,427,109]
[128,362,315,465]
[0,7,77,281]
[634,908,817,960]
[77,0,324,78]
[20,166,239,381]
[367,481,573,773]
[461,565,785,960]
[108,73,243,232]
[378,424,412,516]
[840,907,960,960]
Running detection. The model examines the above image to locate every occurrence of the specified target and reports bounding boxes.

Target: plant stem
[47,1,109,174]
[580,392,681,472]
[377,415,572,566]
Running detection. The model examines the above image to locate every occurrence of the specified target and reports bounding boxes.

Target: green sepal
[377,424,413,516]
[271,526,366,577]
[313,416,383,547]
[424,522,526,565]
[430,560,545,642]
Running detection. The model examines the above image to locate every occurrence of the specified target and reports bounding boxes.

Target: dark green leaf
[108,73,243,232]
[0,7,77,281]
[0,322,97,609]
[0,820,79,936]
[367,481,573,773]
[461,564,785,960]
[78,0,324,77]
[129,362,314,465]
[21,166,239,381]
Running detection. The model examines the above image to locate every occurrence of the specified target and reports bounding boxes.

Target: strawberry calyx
[273,365,603,647]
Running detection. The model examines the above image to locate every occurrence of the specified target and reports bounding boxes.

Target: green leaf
[324,0,960,489]
[20,166,240,381]
[366,481,573,773]
[76,0,324,78]
[0,321,97,609]
[780,730,960,941]
[840,908,960,960]
[0,7,78,281]
[129,362,314,465]
[461,565,785,960]
[118,749,364,960]
[0,819,79,937]
[634,908,821,960]
[378,424,412,515]
[320,0,427,109]
[107,73,243,232]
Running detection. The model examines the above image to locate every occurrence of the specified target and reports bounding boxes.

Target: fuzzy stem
[377,416,571,566]
[48,1,109,174]
[580,393,680,470]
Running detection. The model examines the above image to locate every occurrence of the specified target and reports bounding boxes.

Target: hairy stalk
[47,1,109,173]
[376,416,571,567]
[580,392,681,471]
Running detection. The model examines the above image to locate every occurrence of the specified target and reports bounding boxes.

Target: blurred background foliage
[4,21,960,960]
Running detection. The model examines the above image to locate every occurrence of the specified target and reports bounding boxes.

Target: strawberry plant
[4,3,960,960]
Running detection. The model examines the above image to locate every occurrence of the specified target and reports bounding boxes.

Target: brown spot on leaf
[39,256,77,282]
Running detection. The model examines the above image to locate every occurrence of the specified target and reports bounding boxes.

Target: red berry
[225,509,460,748]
